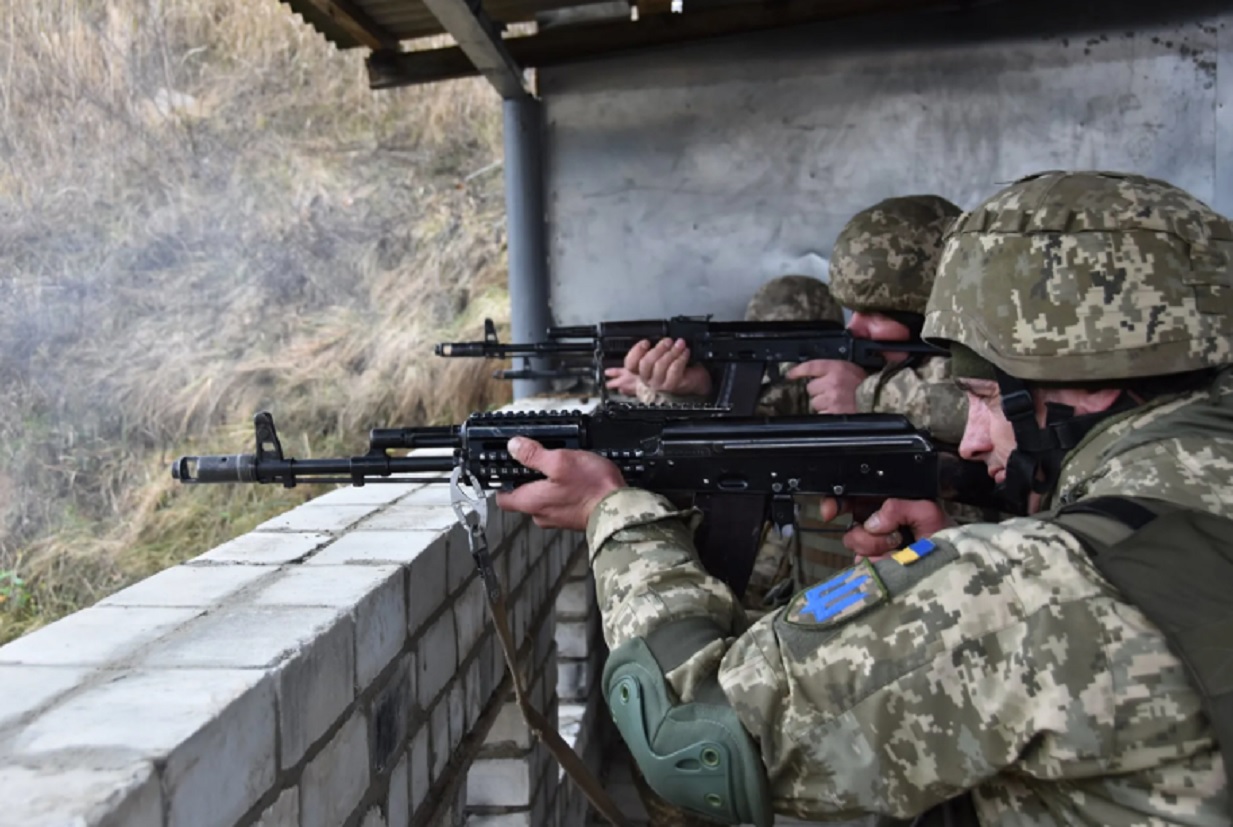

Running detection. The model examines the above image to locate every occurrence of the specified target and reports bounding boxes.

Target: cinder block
[453,578,486,665]
[256,504,379,533]
[415,611,457,708]
[474,632,498,704]
[358,504,458,532]
[446,534,481,598]
[250,564,405,689]
[463,655,483,735]
[309,483,422,506]
[140,605,349,669]
[391,485,454,507]
[408,725,430,813]
[507,529,530,590]
[430,698,451,780]
[99,564,274,608]
[0,606,199,667]
[448,682,465,754]
[301,713,370,827]
[277,614,356,769]
[305,528,442,567]
[556,659,594,702]
[555,620,591,660]
[195,531,331,565]
[387,752,410,827]
[0,665,91,731]
[369,658,412,775]
[256,787,298,826]
[406,532,450,636]
[11,669,276,827]
[0,761,161,827]
[568,551,588,578]
[549,529,567,581]
[467,757,532,807]
[485,698,531,750]
[554,579,592,618]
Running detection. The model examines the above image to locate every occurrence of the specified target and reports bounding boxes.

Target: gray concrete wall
[541,0,1233,325]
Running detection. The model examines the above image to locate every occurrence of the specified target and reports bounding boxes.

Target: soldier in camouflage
[785,194,966,441]
[497,171,1232,825]
[608,274,846,827]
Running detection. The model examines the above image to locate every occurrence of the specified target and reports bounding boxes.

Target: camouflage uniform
[588,172,1233,824]
[789,196,969,588]
[631,274,844,826]
[829,194,967,443]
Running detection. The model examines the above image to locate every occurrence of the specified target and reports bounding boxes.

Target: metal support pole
[503,97,551,399]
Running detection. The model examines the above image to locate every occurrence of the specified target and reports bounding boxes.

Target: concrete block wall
[0,399,606,827]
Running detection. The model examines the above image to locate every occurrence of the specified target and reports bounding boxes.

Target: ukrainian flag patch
[891,538,937,566]
[784,559,887,629]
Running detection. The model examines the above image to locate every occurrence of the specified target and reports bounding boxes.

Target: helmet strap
[994,369,1135,515]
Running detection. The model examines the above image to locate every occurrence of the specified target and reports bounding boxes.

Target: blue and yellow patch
[891,538,938,566]
[784,559,888,628]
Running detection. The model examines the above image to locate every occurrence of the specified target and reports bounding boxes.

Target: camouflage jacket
[587,369,1233,824]
[854,356,967,443]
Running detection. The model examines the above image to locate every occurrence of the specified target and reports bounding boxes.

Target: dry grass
[0,0,513,641]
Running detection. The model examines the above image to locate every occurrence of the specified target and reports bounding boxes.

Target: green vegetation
[0,0,512,642]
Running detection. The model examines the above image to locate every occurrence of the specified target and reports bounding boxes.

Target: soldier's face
[957,379,1127,513]
[846,312,912,363]
[956,379,1018,486]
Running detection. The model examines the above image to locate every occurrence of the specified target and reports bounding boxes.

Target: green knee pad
[604,636,772,827]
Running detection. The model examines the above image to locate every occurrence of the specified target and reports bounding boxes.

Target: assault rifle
[172,406,994,596]
[435,317,946,415]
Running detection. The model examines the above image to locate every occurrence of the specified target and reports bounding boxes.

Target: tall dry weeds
[0,0,513,640]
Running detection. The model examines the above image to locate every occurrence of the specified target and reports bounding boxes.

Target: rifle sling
[481,563,634,827]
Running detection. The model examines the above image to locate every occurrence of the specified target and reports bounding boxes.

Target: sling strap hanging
[451,468,634,827]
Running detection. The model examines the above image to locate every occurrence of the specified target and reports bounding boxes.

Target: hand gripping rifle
[172,405,992,597]
[435,317,947,415]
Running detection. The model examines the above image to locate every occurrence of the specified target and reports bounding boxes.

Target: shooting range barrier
[0,397,609,827]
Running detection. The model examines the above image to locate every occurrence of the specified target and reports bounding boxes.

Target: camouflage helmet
[924,170,1233,382]
[829,195,962,315]
[744,275,844,324]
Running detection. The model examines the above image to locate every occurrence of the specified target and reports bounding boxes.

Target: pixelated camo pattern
[925,170,1233,381]
[854,356,968,444]
[829,195,962,315]
[745,275,845,325]
[587,371,1232,824]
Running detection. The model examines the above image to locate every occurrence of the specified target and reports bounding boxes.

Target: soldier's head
[830,194,962,350]
[924,170,1233,513]
[744,274,844,324]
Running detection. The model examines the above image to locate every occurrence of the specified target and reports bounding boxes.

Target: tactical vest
[910,495,1233,826]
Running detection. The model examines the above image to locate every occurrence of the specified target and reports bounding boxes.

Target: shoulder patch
[783,559,888,629]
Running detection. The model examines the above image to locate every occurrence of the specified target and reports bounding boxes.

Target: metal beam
[419,0,529,99]
[369,0,963,89]
[292,0,399,50]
